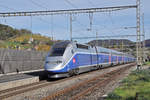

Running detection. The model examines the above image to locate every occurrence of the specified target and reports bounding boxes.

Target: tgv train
[44,41,135,78]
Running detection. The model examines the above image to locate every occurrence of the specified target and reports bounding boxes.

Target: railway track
[0,63,135,100]
[0,66,112,100]
[42,63,135,100]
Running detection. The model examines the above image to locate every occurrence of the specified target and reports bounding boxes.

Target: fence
[0,49,47,74]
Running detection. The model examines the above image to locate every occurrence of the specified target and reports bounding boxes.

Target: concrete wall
[0,49,47,74]
[0,76,39,91]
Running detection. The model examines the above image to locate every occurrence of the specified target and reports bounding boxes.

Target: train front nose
[44,56,63,71]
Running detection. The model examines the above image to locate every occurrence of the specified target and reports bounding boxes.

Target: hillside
[0,24,32,40]
[88,39,135,48]
[0,24,54,51]
[88,39,135,54]
[0,23,149,52]
[145,39,150,47]
[88,39,150,56]
[88,39,150,48]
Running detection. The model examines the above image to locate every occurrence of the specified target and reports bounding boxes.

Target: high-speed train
[44,41,135,78]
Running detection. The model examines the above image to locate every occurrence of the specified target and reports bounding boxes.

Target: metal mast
[136,0,142,68]
[96,30,98,46]
[70,14,73,41]
[142,13,146,63]
[51,15,54,41]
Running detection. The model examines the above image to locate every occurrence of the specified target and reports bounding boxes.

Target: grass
[107,67,150,100]
[145,61,150,66]
[9,34,51,42]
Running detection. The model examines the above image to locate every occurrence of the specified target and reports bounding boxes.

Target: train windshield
[49,48,66,56]
[49,41,71,56]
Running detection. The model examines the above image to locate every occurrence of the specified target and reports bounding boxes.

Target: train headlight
[46,61,50,64]
[46,61,62,64]
[57,61,62,64]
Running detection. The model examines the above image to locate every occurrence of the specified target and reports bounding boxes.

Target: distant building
[28,37,34,44]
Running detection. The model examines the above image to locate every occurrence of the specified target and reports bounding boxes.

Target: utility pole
[70,14,72,41]
[136,0,142,69]
[89,12,93,31]
[122,40,124,52]
[51,15,54,41]
[142,13,146,63]
[109,39,110,48]
[96,30,98,46]
[29,15,33,44]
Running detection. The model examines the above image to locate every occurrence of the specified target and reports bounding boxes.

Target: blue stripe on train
[52,53,133,73]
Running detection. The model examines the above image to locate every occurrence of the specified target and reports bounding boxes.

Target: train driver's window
[71,49,74,54]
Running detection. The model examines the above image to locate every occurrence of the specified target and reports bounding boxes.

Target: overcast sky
[0,0,149,43]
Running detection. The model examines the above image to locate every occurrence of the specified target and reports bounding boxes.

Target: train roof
[75,42,124,55]
[53,41,71,48]
[52,41,133,57]
[78,42,134,57]
[96,46,127,55]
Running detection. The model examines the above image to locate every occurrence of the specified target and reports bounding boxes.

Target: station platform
[0,69,46,91]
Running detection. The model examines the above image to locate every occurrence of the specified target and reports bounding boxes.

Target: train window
[100,51,109,54]
[76,44,89,49]
[49,48,66,56]
[49,41,71,56]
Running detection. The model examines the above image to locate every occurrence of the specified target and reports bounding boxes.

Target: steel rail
[70,64,133,100]
[0,64,118,99]
[42,63,135,100]
[0,63,134,100]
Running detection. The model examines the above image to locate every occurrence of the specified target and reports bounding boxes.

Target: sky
[0,0,149,43]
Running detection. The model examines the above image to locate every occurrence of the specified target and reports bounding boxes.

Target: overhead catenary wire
[106,11,115,35]
[29,0,68,29]
[72,34,139,39]
[63,0,89,31]
[64,0,78,8]
[28,0,48,10]
[0,4,16,11]
[0,5,137,17]
[28,0,92,38]
[0,5,19,27]
[87,0,95,7]
[0,5,136,38]
[0,0,138,43]
[64,0,92,40]
[0,2,49,31]
[35,16,67,29]
[36,0,50,9]
[63,0,99,32]
[33,0,72,30]
[28,0,68,39]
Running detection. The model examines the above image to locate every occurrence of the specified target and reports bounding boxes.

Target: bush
[107,69,150,100]
[107,92,122,100]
